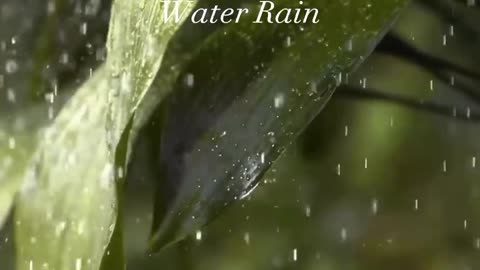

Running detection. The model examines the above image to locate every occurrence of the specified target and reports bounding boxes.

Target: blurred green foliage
[122,3,480,270]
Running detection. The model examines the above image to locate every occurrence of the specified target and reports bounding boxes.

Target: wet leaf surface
[126,0,410,252]
[13,1,196,269]
[0,0,111,229]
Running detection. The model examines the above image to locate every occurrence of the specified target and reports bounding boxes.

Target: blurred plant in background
[1,0,480,270]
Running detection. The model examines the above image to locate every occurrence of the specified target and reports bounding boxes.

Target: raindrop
[7,89,16,103]
[8,137,15,149]
[184,73,194,88]
[117,167,124,179]
[100,163,113,190]
[5,60,18,74]
[45,93,55,104]
[361,78,367,88]
[60,53,70,65]
[274,93,285,108]
[308,81,317,96]
[449,25,455,36]
[75,258,82,270]
[305,205,311,217]
[414,199,419,211]
[285,36,292,47]
[340,227,348,242]
[195,230,202,241]
[336,72,343,86]
[80,22,88,35]
[47,1,56,14]
[77,220,85,235]
[55,221,66,236]
[472,156,476,168]
[292,248,298,261]
[371,198,378,215]
[244,232,250,245]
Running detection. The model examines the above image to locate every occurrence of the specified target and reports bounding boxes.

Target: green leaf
[1,0,111,228]
[0,129,34,228]
[15,67,119,270]
[106,0,196,150]
[0,103,61,228]
[14,1,196,270]
[134,0,410,252]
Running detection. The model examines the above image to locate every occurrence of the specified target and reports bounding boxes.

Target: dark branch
[376,34,480,82]
[336,86,480,122]
[418,0,480,42]
[375,33,480,104]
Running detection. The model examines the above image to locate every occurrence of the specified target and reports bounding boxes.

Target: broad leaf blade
[15,67,117,270]
[139,0,410,251]
[106,0,196,150]
[0,130,34,228]
[14,1,195,269]
[0,102,62,228]
[0,0,111,229]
